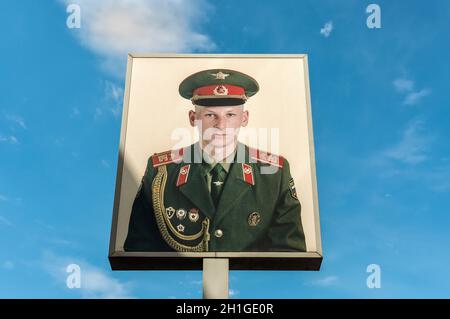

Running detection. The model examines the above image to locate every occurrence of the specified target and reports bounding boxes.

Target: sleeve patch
[289,178,298,200]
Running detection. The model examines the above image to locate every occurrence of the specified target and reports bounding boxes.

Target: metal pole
[202,258,229,299]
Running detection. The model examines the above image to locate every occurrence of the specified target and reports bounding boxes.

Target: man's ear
[188,110,196,127]
[241,110,249,127]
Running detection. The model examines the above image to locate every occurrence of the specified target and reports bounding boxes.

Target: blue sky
[1,0,450,298]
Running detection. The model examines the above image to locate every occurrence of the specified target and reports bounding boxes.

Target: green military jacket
[124,142,306,252]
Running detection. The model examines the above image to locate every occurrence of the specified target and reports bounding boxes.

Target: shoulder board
[249,147,284,168]
[151,148,184,167]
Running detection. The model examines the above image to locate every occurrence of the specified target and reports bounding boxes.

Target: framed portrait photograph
[109,54,322,270]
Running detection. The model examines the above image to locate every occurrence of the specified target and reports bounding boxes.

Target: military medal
[188,208,199,223]
[166,206,175,219]
[248,212,261,226]
[176,208,187,220]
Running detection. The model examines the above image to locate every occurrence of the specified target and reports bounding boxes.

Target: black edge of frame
[109,255,323,271]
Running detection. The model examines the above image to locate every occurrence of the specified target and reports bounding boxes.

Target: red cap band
[193,84,245,97]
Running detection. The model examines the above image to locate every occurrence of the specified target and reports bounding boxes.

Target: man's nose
[214,116,227,129]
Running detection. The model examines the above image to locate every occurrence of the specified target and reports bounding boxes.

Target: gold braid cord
[152,165,210,252]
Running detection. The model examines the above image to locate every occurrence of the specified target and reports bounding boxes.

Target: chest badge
[248,212,261,227]
[176,208,187,220]
[166,206,175,219]
[188,208,200,223]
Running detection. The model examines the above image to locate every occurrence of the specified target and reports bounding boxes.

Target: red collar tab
[242,163,255,185]
[176,164,191,187]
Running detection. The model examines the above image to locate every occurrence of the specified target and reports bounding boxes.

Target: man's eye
[205,114,214,117]
[227,113,236,117]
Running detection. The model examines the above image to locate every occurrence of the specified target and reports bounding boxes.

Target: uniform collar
[198,145,237,176]
[176,143,255,220]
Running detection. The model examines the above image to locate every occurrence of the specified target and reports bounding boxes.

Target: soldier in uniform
[124,69,306,252]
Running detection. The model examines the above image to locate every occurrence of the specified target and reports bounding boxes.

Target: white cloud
[404,88,432,105]
[312,276,339,287]
[424,162,450,192]
[34,219,56,231]
[70,107,81,118]
[42,251,133,298]
[0,135,18,144]
[189,279,202,285]
[229,289,240,297]
[2,261,14,270]
[54,137,65,147]
[392,78,431,105]
[47,238,77,247]
[101,159,111,168]
[60,0,216,76]
[0,215,13,227]
[6,114,27,129]
[364,120,450,193]
[393,78,414,93]
[95,81,124,119]
[320,21,333,37]
[94,107,103,119]
[105,81,124,118]
[383,119,431,165]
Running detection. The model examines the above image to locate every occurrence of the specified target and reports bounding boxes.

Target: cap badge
[211,71,230,80]
[213,85,228,96]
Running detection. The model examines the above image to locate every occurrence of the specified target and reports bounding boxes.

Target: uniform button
[214,229,223,238]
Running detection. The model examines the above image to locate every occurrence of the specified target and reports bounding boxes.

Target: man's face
[189,105,249,148]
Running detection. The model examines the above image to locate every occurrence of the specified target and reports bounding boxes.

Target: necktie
[210,163,226,207]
